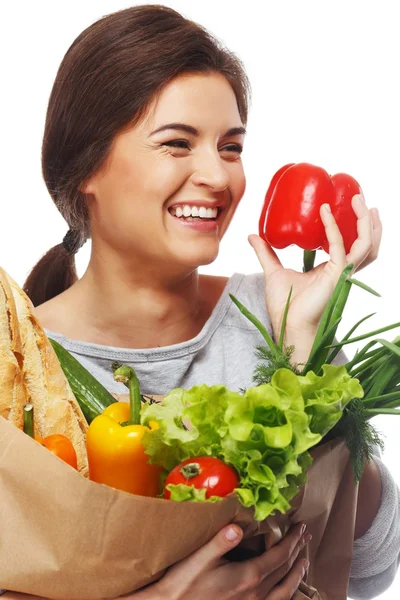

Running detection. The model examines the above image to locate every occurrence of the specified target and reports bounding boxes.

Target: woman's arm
[349,456,400,598]
[354,458,382,540]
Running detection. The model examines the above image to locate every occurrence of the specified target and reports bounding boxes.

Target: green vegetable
[165,483,222,503]
[141,366,361,520]
[50,338,116,424]
[230,265,400,481]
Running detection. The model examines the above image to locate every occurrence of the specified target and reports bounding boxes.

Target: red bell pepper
[258,163,362,270]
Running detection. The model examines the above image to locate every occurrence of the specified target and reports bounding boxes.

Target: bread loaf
[0,267,88,475]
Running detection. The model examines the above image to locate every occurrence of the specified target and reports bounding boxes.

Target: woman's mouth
[167,204,223,231]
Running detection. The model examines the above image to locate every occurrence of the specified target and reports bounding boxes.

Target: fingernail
[304,533,313,543]
[323,203,331,214]
[225,526,240,541]
[301,523,306,535]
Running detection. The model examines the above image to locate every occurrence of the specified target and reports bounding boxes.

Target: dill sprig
[252,344,298,385]
[324,397,385,482]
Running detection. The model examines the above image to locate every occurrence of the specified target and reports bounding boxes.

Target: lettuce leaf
[141,365,362,521]
[299,365,364,437]
[166,483,222,503]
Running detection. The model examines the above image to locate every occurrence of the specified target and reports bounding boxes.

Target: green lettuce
[141,366,363,521]
[166,483,222,503]
[299,364,364,437]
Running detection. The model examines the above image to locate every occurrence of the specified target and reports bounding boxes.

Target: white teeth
[170,205,219,219]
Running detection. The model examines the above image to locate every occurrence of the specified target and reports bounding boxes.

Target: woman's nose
[190,152,230,192]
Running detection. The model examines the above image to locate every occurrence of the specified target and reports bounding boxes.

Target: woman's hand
[129,521,310,600]
[2,526,310,600]
[250,195,382,364]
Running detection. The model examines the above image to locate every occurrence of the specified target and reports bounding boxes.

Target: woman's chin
[175,244,220,268]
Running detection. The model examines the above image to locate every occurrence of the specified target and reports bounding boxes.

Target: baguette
[0,267,88,475]
[0,270,27,430]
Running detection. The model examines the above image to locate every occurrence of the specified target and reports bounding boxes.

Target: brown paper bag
[231,437,358,600]
[0,416,357,600]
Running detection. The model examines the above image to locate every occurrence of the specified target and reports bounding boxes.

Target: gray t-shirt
[46,272,400,599]
[48,272,271,395]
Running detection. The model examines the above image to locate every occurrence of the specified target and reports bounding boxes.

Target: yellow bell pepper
[86,365,160,497]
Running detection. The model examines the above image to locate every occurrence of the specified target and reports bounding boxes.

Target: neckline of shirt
[45,272,244,362]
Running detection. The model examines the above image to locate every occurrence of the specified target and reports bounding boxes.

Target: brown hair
[23,4,251,306]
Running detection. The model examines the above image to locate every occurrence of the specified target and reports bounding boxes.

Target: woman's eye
[220,144,243,156]
[163,140,190,150]
[161,140,243,157]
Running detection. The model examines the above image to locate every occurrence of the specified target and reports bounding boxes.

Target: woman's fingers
[192,524,244,570]
[320,203,346,268]
[151,525,243,600]
[266,557,310,599]
[346,194,374,270]
[154,524,243,598]
[252,195,380,281]
[213,523,309,598]
[321,194,381,276]
[370,208,383,258]
[248,234,282,281]
[353,207,382,272]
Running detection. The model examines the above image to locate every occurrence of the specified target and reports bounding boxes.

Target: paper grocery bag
[231,438,358,600]
[0,416,243,600]
[0,417,357,600]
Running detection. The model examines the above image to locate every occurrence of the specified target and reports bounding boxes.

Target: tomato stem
[23,404,35,438]
[180,462,201,479]
[303,250,316,272]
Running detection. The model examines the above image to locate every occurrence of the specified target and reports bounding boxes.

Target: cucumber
[50,338,116,424]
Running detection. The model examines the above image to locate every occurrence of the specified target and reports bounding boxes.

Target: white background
[1,1,399,597]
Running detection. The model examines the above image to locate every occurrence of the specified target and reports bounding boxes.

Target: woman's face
[84,72,246,272]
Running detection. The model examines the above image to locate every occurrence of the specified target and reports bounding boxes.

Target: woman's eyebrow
[149,123,246,137]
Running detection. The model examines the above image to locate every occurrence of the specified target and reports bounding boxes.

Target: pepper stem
[303,250,316,272]
[23,404,35,438]
[113,365,141,425]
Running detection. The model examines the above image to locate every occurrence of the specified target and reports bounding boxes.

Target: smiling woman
[22,4,250,311]
[3,3,399,600]
[74,72,247,280]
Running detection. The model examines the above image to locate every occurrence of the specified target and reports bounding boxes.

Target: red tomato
[164,456,239,499]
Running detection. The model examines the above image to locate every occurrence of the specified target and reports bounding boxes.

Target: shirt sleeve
[348,455,400,599]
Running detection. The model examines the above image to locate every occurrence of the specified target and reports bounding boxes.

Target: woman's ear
[79,177,95,195]
[79,155,109,195]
